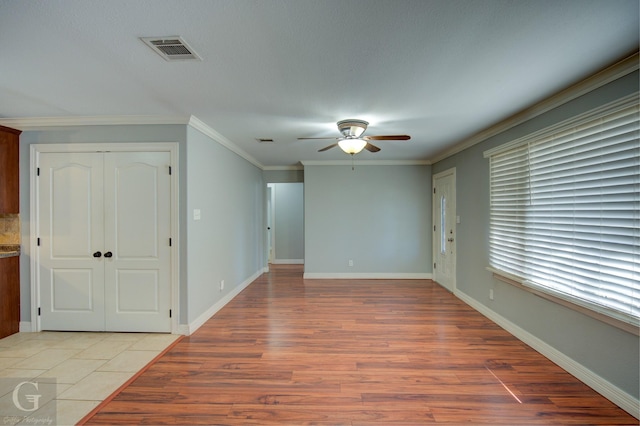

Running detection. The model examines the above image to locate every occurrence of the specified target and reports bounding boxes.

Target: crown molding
[186,116,264,169]
[301,159,431,167]
[0,114,267,170]
[0,115,190,130]
[430,52,640,164]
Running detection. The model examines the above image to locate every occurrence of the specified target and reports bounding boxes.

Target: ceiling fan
[297,119,410,154]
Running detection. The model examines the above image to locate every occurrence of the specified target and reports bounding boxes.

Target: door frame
[267,183,275,264]
[30,142,180,333]
[432,167,457,292]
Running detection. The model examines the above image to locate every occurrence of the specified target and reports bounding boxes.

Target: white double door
[38,151,172,332]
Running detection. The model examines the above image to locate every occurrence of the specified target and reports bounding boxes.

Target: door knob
[447,238,454,242]
[93,251,102,258]
[104,251,113,258]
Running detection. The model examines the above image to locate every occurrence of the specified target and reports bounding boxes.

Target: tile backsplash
[0,214,20,244]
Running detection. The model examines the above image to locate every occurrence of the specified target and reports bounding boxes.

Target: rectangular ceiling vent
[140,36,202,61]
[256,138,275,143]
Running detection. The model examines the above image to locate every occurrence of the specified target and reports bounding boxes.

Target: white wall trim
[430,52,640,163]
[303,272,432,279]
[455,289,640,419]
[0,114,268,171]
[184,268,263,336]
[271,259,304,264]
[301,160,431,167]
[263,165,304,171]
[0,115,191,130]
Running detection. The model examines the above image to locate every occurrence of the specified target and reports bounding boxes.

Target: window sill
[488,268,639,337]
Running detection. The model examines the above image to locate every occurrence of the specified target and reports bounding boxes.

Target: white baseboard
[19,322,32,332]
[184,268,263,336]
[303,272,432,279]
[455,289,640,419]
[175,324,191,335]
[271,259,304,264]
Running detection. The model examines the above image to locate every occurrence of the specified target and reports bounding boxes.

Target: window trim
[488,267,639,336]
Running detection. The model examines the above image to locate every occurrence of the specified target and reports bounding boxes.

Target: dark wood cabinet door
[0,256,20,339]
[0,125,20,213]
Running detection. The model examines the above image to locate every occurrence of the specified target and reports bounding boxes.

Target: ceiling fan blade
[318,143,339,152]
[297,137,339,140]
[364,143,381,153]
[364,134,411,141]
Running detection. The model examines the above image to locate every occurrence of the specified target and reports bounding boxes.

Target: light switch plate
[193,209,201,220]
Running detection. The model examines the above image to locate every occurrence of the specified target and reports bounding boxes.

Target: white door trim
[432,167,457,292]
[30,142,180,334]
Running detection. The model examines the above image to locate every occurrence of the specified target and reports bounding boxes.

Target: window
[485,95,639,326]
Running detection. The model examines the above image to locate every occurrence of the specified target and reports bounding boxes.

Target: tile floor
[0,331,180,425]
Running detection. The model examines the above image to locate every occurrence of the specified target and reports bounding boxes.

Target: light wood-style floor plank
[83,264,637,425]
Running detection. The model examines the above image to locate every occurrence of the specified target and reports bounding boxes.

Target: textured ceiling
[0,0,638,167]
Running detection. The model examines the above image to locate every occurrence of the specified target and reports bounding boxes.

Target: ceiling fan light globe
[338,138,367,154]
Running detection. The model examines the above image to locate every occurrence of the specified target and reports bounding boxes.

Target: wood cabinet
[0,125,20,213]
[0,255,20,339]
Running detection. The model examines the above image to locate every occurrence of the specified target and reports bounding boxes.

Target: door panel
[39,153,105,331]
[104,152,171,332]
[433,169,456,292]
[51,269,95,311]
[115,270,159,312]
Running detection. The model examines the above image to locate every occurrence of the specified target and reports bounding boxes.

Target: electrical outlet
[489,289,494,300]
[220,280,224,291]
[348,260,354,267]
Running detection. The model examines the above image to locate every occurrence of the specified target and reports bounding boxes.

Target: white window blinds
[485,96,640,325]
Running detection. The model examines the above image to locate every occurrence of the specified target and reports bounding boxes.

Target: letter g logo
[12,381,42,412]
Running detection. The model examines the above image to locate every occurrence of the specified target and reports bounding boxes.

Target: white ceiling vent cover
[140,36,202,61]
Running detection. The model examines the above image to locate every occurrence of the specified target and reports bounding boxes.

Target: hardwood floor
[82,265,636,425]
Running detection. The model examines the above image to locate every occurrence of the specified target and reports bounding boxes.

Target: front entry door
[38,151,172,332]
[433,168,456,292]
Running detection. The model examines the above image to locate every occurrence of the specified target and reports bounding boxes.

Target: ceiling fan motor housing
[337,119,368,138]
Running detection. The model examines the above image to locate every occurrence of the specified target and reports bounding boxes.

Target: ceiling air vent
[256,138,275,143]
[140,36,202,61]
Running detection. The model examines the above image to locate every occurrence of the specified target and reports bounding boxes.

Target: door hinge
[169,238,172,247]
[37,167,40,176]
[38,307,41,316]
[169,309,172,318]
[169,166,172,175]
[433,225,436,232]
[434,262,436,269]
[433,187,436,194]
[37,237,40,246]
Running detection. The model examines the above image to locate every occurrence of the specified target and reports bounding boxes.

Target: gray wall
[185,126,265,323]
[272,183,304,262]
[18,124,187,322]
[263,168,304,183]
[304,164,432,275]
[432,71,640,399]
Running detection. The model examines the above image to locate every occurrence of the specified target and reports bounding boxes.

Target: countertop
[0,244,20,258]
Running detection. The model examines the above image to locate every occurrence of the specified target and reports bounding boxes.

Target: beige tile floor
[0,331,180,426]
